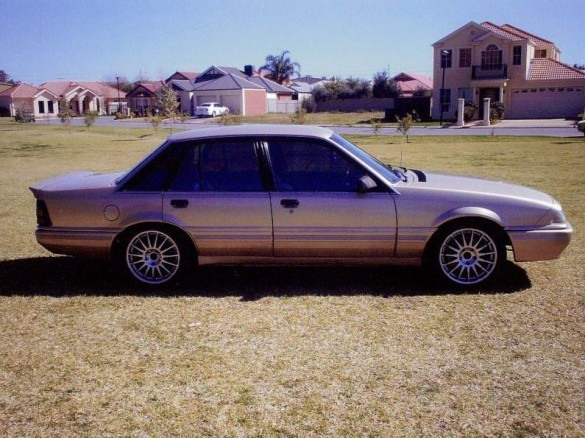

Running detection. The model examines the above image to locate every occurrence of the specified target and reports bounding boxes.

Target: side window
[268,139,365,192]
[123,144,185,191]
[168,140,263,192]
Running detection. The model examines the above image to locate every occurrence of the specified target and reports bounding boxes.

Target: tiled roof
[40,81,126,98]
[528,58,585,80]
[193,73,264,91]
[0,83,43,98]
[480,21,523,41]
[392,72,433,90]
[500,24,552,46]
[480,22,553,47]
[246,76,293,93]
[175,71,199,81]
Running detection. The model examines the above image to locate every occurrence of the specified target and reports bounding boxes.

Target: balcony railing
[472,64,508,80]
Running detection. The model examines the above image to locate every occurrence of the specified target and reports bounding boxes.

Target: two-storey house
[432,22,585,120]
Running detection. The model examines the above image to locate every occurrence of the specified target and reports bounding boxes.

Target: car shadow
[0,256,531,299]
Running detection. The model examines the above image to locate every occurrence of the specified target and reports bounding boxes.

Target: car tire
[120,227,191,286]
[430,223,505,287]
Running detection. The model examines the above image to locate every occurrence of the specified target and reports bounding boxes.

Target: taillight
[36,200,52,226]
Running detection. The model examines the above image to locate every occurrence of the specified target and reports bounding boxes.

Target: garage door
[221,95,242,114]
[509,87,584,119]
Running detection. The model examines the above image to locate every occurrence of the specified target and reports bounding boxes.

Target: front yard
[0,121,583,436]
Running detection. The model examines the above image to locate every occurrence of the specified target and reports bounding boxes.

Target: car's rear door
[266,137,397,258]
[162,139,273,257]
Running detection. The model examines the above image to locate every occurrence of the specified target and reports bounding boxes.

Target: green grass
[0,119,584,436]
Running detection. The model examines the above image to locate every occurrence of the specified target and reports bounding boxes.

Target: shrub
[84,111,99,129]
[291,108,307,125]
[490,102,505,123]
[301,97,316,113]
[217,112,242,125]
[463,101,478,122]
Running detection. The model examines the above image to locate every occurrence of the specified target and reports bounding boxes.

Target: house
[0,83,59,118]
[170,66,296,116]
[125,81,165,116]
[391,72,432,97]
[289,76,331,101]
[432,21,585,120]
[41,81,126,115]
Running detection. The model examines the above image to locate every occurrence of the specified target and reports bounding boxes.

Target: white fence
[267,100,302,114]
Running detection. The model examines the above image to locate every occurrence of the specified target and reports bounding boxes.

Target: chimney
[244,65,254,77]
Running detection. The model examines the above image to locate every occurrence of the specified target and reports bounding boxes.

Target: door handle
[170,199,189,208]
[280,199,299,209]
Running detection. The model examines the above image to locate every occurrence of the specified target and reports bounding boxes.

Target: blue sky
[3,0,583,84]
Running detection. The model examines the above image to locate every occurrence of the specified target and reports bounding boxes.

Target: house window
[481,44,503,70]
[459,48,472,68]
[440,50,452,68]
[458,88,473,102]
[48,101,54,113]
[440,89,451,112]
[513,46,522,65]
[535,49,547,58]
[38,101,45,114]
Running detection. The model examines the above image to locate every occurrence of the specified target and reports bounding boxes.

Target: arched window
[481,44,503,70]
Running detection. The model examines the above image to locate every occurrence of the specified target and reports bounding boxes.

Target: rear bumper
[35,227,118,258]
[508,222,573,262]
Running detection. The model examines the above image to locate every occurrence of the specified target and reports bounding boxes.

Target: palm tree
[260,50,301,85]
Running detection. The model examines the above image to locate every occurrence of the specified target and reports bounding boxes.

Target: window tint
[125,140,263,192]
[167,140,262,192]
[123,145,183,191]
[268,139,365,192]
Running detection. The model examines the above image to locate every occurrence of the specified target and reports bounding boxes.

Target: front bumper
[507,222,573,262]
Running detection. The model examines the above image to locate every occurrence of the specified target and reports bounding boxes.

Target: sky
[3,0,583,85]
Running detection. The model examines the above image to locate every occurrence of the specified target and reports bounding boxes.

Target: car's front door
[162,139,273,257]
[266,138,397,258]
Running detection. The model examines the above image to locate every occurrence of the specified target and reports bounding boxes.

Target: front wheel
[123,229,184,285]
[433,226,504,286]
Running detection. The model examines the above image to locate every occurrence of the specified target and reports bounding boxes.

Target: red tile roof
[500,24,552,46]
[480,22,554,47]
[480,21,523,41]
[528,58,585,80]
[0,83,40,98]
[40,81,125,98]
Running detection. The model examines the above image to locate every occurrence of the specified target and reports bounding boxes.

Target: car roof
[168,124,335,142]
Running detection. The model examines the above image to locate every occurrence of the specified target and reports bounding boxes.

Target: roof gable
[432,21,488,46]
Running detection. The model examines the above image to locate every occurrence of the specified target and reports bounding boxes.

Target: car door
[162,139,273,257]
[266,137,397,258]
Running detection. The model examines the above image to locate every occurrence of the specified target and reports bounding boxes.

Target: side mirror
[357,175,378,194]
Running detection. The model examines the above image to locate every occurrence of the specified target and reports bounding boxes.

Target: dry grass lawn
[0,120,583,436]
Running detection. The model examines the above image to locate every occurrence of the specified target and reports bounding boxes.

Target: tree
[396,112,418,143]
[104,75,134,93]
[158,84,179,133]
[372,71,399,98]
[260,50,301,84]
[58,97,73,132]
[0,69,16,84]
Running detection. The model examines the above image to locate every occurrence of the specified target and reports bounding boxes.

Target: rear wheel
[433,225,504,286]
[122,228,185,285]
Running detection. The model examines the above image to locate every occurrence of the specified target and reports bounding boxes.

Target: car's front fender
[431,206,503,228]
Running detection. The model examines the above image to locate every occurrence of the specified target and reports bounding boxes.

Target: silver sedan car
[30,125,572,287]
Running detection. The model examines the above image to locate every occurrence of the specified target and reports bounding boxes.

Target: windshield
[330,133,401,184]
